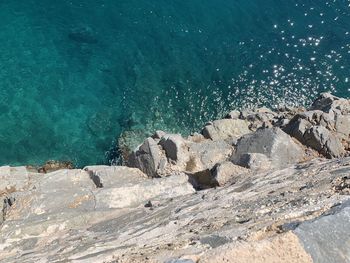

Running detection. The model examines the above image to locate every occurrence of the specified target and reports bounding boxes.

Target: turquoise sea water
[1,0,350,166]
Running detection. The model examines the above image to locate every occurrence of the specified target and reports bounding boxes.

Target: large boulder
[232,128,304,169]
[187,139,234,172]
[303,126,344,158]
[84,165,147,188]
[159,134,190,166]
[310,92,350,114]
[128,137,164,178]
[202,119,250,141]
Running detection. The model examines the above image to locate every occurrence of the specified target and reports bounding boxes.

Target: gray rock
[128,137,162,178]
[294,202,350,263]
[2,157,350,262]
[334,114,350,139]
[303,126,344,158]
[211,161,249,186]
[129,133,234,179]
[284,117,311,142]
[272,117,290,128]
[2,167,195,224]
[233,128,304,169]
[309,92,350,114]
[225,110,240,119]
[2,169,97,220]
[235,153,272,171]
[188,139,234,172]
[159,134,190,165]
[202,119,250,141]
[285,112,345,158]
[239,108,278,130]
[83,166,195,209]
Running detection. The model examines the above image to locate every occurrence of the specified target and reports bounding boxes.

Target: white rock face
[1,158,350,263]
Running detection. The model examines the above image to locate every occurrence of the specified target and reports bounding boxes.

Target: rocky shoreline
[1,93,350,262]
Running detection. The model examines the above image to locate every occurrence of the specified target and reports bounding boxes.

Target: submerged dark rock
[68,26,98,44]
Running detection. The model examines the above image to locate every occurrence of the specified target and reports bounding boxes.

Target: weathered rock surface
[1,157,350,263]
[210,161,249,186]
[234,152,272,171]
[295,201,350,263]
[128,137,163,178]
[285,93,350,158]
[2,93,350,263]
[128,132,234,187]
[232,127,305,169]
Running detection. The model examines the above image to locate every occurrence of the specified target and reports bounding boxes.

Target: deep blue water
[1,0,350,166]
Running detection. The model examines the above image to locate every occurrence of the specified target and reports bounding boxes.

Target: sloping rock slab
[294,201,350,263]
[1,158,350,262]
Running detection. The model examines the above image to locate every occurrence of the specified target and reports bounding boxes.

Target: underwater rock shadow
[68,25,99,44]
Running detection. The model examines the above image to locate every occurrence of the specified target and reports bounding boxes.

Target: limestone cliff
[1,93,350,263]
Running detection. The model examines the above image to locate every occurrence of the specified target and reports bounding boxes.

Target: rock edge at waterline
[1,92,350,263]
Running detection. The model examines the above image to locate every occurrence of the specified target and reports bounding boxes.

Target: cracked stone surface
[1,157,349,262]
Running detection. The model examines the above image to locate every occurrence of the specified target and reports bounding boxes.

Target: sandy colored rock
[200,232,313,263]
[202,119,250,141]
[211,161,249,186]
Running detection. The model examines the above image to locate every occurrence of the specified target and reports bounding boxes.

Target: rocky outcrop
[1,157,350,263]
[128,132,234,188]
[1,93,350,263]
[284,93,350,158]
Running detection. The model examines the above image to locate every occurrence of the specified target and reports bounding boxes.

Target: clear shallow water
[1,0,350,166]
